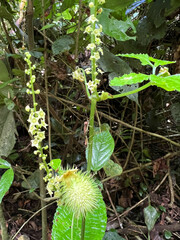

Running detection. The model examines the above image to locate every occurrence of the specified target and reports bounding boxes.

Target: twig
[102,151,179,183]
[107,172,168,223]
[123,103,138,169]
[99,111,180,147]
[11,201,56,240]
[47,93,180,147]
[167,159,175,207]
[104,185,122,229]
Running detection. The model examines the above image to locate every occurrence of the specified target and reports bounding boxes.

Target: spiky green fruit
[59,170,100,219]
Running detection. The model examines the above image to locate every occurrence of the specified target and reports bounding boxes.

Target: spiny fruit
[59,170,100,219]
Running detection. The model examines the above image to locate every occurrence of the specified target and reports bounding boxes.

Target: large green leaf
[98,49,138,102]
[110,73,150,86]
[52,35,74,55]
[144,205,160,231]
[0,168,14,203]
[98,10,136,41]
[147,0,169,28]
[150,74,180,91]
[91,130,114,172]
[0,60,10,82]
[136,17,166,46]
[98,48,131,75]
[0,106,16,157]
[52,194,107,240]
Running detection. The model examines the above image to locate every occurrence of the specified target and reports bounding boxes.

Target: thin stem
[81,216,86,240]
[87,98,97,172]
[108,82,152,100]
[0,203,9,240]
[39,168,47,240]
[42,6,52,162]
[39,147,49,174]
[71,214,75,240]
[75,0,83,61]
[28,62,36,112]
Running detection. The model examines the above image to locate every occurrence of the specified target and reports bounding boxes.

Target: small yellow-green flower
[31,139,40,148]
[88,14,98,24]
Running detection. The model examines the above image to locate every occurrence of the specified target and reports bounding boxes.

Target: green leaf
[110,73,150,86]
[0,86,14,99]
[150,74,180,91]
[33,0,50,18]
[98,10,136,41]
[147,0,168,28]
[12,69,24,76]
[52,35,74,55]
[103,231,125,240]
[21,170,40,190]
[0,60,10,82]
[98,48,139,103]
[0,168,14,203]
[137,17,166,46]
[0,6,13,23]
[0,106,16,157]
[148,57,175,68]
[144,205,160,231]
[41,23,55,30]
[103,0,134,10]
[4,98,15,110]
[118,53,176,68]
[0,158,11,169]
[103,159,123,177]
[49,159,62,171]
[90,130,115,171]
[164,230,172,239]
[52,194,107,240]
[117,53,153,66]
[159,205,166,212]
[98,48,132,75]
[0,79,17,89]
[140,182,147,192]
[60,0,79,13]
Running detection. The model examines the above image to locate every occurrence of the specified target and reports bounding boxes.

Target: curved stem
[108,82,152,100]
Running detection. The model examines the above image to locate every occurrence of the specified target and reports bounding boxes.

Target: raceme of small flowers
[24,52,48,163]
[72,1,105,93]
